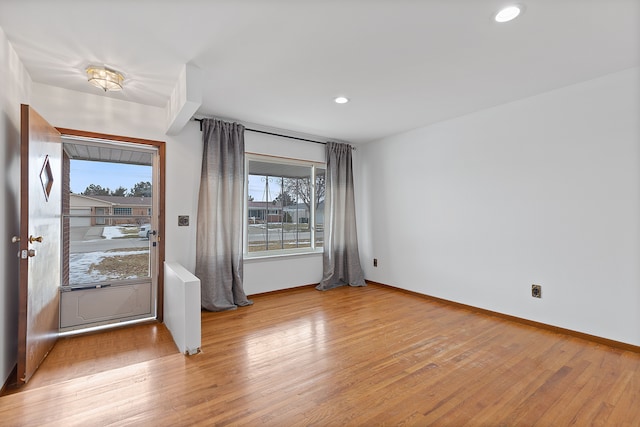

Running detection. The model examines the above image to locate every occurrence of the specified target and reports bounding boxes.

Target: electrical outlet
[532,284,542,298]
[373,258,378,267]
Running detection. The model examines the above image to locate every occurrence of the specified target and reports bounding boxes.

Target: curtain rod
[193,118,326,145]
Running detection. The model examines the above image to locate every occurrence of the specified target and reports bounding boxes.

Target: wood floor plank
[1,283,638,426]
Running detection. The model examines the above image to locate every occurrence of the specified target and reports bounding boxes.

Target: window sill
[244,249,323,262]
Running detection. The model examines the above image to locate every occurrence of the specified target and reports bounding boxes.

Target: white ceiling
[0,0,638,143]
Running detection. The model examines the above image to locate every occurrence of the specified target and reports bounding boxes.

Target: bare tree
[282,172,325,213]
[273,191,295,207]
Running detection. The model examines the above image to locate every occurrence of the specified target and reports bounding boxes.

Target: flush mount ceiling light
[495,5,522,22]
[86,66,124,91]
[334,96,349,104]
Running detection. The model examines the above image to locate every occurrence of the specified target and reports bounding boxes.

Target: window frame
[245,153,325,258]
[113,207,133,216]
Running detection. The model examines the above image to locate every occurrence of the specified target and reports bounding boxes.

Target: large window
[113,207,132,216]
[246,155,325,255]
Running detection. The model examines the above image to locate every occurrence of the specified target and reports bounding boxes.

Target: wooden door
[17,104,62,384]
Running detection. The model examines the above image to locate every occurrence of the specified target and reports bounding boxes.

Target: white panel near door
[60,283,152,329]
[164,262,201,355]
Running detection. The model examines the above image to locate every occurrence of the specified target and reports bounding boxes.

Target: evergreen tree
[129,181,152,197]
[82,184,111,196]
[111,186,128,196]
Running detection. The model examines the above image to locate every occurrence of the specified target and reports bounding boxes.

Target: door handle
[11,236,20,243]
[28,235,43,244]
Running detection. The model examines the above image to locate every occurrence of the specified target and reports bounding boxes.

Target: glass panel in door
[61,137,158,331]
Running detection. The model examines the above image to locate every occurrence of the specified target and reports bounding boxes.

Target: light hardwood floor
[1,283,639,426]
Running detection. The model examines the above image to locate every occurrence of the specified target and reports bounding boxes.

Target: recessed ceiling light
[495,5,521,22]
[334,96,349,104]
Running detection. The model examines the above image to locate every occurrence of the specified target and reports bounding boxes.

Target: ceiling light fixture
[495,5,521,22]
[86,66,124,92]
[334,96,349,104]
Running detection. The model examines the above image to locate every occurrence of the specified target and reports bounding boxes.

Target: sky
[248,175,282,202]
[71,159,278,200]
[70,160,152,194]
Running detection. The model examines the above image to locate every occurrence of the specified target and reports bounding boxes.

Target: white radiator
[164,262,201,355]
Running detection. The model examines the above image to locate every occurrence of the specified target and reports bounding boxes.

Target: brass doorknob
[28,235,43,244]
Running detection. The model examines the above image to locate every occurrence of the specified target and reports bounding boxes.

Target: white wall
[0,26,31,386]
[30,83,197,270]
[357,67,640,346]
[30,86,327,298]
[164,121,201,271]
[162,119,326,296]
[31,83,167,139]
[158,120,327,295]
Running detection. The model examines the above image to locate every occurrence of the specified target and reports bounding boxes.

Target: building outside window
[246,154,325,255]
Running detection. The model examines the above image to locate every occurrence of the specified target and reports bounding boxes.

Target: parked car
[138,224,152,238]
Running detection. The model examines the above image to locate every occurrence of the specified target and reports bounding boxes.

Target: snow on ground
[69,250,149,284]
[101,226,126,239]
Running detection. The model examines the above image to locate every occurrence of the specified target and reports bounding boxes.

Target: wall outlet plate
[532,284,542,298]
[178,215,189,226]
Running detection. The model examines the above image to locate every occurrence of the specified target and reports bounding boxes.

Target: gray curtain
[317,141,366,290]
[196,119,253,311]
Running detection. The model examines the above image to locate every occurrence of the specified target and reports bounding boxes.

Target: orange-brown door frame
[56,128,166,321]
